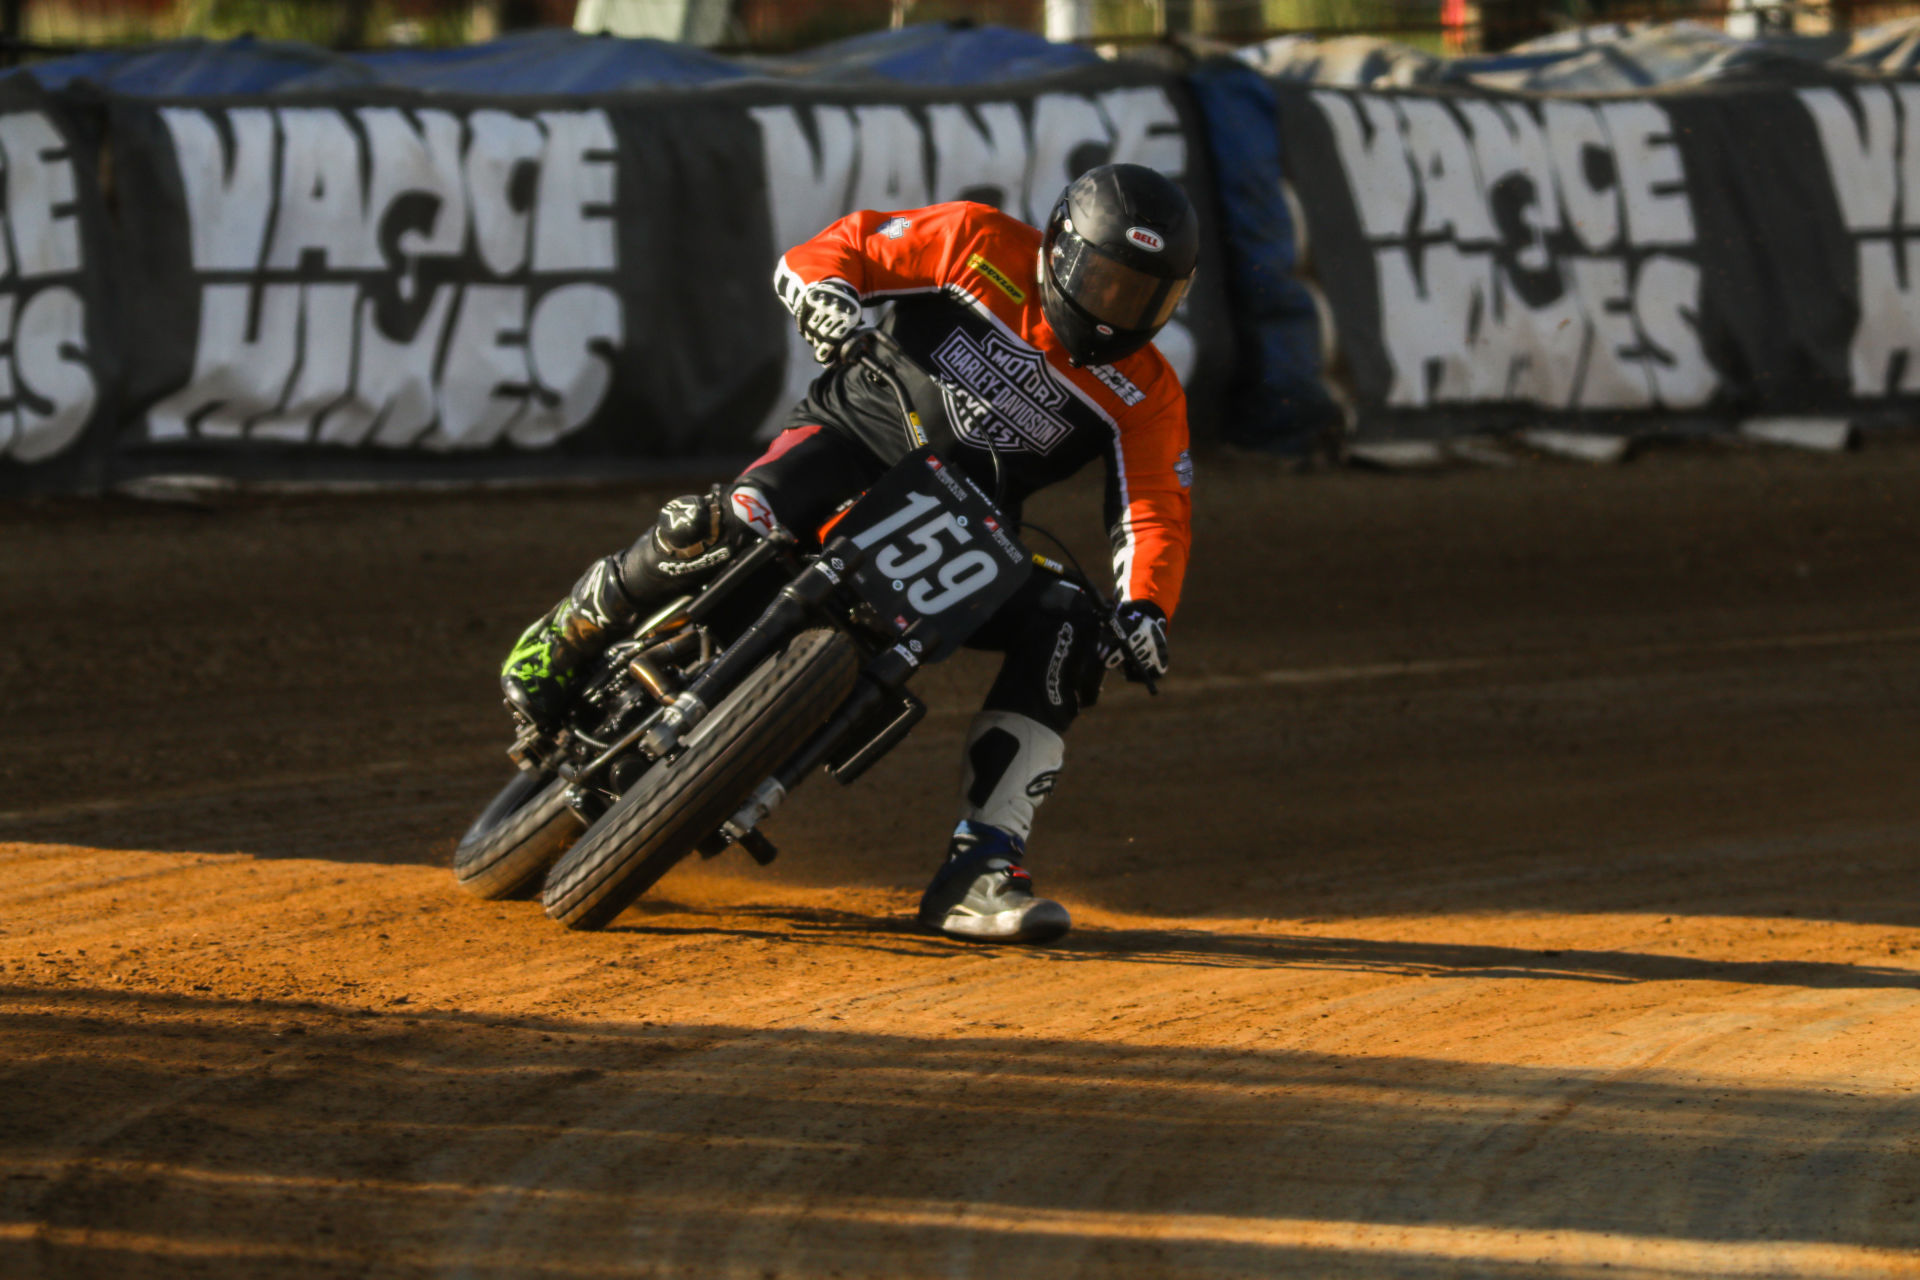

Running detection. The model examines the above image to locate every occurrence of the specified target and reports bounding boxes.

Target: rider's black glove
[794,279,862,365]
[1103,600,1170,682]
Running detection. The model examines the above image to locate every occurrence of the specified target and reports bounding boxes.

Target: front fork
[633,532,868,762]
[534,530,869,825]
[511,530,811,818]
[706,611,940,863]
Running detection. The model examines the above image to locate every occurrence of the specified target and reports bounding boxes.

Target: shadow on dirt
[0,762,499,868]
[612,902,1920,992]
[5,984,1917,1278]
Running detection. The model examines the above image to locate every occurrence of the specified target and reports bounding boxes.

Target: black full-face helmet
[1039,162,1198,367]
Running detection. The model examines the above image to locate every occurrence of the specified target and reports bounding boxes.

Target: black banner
[21,61,1920,485]
[42,65,1229,491]
[0,79,116,495]
[1272,80,1920,438]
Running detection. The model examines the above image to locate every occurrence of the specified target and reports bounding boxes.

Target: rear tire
[541,628,860,930]
[453,771,584,901]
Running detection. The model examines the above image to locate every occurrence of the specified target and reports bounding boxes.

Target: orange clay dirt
[5,440,1920,1278]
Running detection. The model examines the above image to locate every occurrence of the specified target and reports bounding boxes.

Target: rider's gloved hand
[1103,600,1170,682]
[794,279,862,364]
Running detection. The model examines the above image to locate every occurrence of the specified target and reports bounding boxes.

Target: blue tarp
[747,22,1098,85]
[11,22,1097,97]
[17,38,376,94]
[358,28,753,91]
[1235,20,1858,92]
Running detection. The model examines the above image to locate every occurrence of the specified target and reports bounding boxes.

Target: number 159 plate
[833,448,1031,662]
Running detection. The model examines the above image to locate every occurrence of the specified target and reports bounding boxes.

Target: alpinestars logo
[1044,621,1074,708]
[930,328,1072,455]
[655,545,732,577]
[729,485,780,538]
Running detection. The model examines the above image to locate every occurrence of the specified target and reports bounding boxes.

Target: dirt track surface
[6,441,1920,1278]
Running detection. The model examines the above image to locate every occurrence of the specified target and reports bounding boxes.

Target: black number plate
[833,448,1031,661]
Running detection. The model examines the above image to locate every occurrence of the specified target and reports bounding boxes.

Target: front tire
[541,628,860,930]
[453,771,585,900]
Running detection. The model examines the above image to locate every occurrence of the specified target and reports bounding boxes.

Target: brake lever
[833,326,877,365]
[838,328,933,452]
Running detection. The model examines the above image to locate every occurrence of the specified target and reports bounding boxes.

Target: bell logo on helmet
[1126,226,1165,252]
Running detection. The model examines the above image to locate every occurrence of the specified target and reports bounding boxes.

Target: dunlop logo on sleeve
[966,253,1027,305]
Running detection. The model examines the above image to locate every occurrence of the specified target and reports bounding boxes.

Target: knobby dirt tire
[453,771,585,901]
[540,628,860,930]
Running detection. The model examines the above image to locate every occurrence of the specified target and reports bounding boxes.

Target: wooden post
[1043,0,1095,40]
[1195,0,1263,39]
[332,0,374,49]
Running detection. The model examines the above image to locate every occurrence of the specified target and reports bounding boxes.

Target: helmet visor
[1048,230,1192,333]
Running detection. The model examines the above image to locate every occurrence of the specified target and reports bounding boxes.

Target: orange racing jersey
[774,201,1193,620]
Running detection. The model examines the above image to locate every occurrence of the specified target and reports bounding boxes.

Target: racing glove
[1103,600,1170,682]
[793,279,862,364]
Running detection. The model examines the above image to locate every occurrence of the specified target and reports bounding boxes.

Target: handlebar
[839,328,931,452]
[1100,608,1160,697]
[1026,551,1159,697]
[840,324,1012,520]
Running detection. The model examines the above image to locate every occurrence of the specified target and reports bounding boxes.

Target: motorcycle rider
[501,163,1196,943]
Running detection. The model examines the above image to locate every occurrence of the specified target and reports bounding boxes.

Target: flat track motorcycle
[451,330,1151,930]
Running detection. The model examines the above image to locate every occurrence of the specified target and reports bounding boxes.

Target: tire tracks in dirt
[10,449,1920,1275]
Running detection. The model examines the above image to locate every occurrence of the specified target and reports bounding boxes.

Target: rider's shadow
[606,901,1920,993]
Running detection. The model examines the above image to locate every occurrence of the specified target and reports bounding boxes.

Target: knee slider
[617,489,736,597]
[653,488,727,558]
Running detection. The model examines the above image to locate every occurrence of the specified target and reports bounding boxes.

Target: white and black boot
[917,711,1071,943]
[501,490,733,727]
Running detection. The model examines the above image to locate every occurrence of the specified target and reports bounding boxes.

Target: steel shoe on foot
[917,821,1071,943]
[500,610,583,728]
[501,556,637,728]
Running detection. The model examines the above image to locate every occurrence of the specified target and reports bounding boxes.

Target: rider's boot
[501,492,732,727]
[918,711,1071,943]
